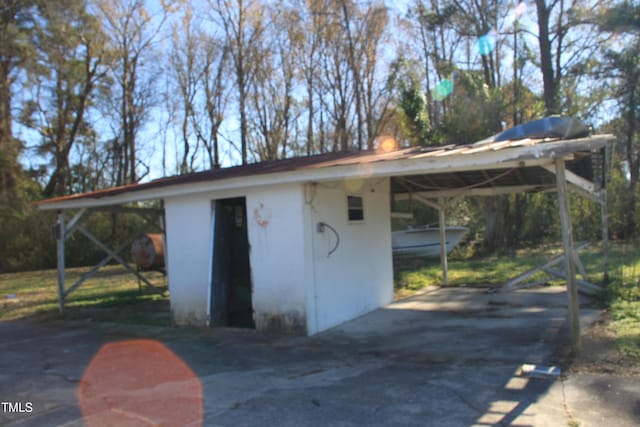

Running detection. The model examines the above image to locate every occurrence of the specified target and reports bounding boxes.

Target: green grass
[1,243,638,354]
[0,265,170,326]
[394,241,640,357]
[604,242,640,357]
[394,244,567,290]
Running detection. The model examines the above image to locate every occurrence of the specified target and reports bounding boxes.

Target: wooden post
[438,198,448,287]
[56,211,66,313]
[555,158,581,353]
[601,189,609,285]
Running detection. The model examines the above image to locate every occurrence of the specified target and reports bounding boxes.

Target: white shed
[38,129,614,339]
[162,176,393,335]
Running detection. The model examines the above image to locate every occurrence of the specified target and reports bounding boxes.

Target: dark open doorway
[210,197,255,328]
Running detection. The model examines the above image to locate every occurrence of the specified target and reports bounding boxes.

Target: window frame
[346,194,365,223]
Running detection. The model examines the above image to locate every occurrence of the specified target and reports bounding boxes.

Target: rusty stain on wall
[253,202,272,228]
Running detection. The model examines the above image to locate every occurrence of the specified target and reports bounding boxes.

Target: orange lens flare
[78,339,203,427]
[375,136,398,154]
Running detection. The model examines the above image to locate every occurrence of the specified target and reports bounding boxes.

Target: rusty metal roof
[37,134,615,210]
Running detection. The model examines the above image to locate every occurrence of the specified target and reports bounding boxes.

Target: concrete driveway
[1,287,638,426]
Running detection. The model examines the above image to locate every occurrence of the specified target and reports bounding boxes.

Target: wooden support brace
[64,233,143,298]
[501,242,590,291]
[412,194,444,210]
[541,268,602,295]
[543,164,598,196]
[573,250,590,284]
[76,225,164,295]
[64,208,89,239]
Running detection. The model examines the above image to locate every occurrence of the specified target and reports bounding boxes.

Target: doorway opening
[210,197,255,328]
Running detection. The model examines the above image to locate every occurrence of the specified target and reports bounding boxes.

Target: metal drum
[131,233,164,270]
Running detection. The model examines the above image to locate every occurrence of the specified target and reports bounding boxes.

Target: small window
[347,195,364,222]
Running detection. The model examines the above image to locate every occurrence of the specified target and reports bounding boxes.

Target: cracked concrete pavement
[1,286,638,426]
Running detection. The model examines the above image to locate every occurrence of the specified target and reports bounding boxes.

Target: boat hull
[392,226,468,258]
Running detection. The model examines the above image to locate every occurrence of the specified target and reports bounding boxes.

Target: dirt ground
[568,311,640,377]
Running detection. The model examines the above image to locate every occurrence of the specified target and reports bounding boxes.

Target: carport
[37,121,615,348]
[385,131,614,352]
[389,135,612,287]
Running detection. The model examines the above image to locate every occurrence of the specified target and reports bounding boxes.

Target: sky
[15,0,617,185]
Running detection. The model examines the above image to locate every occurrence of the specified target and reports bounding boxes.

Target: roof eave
[37,135,614,211]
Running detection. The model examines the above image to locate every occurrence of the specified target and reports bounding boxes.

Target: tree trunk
[0,59,16,203]
[535,0,559,115]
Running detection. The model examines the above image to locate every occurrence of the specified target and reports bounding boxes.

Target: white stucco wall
[245,184,308,334]
[305,177,394,334]
[164,193,213,325]
[164,185,308,332]
[164,178,393,335]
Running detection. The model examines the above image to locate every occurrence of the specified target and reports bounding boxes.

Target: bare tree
[317,2,354,152]
[169,3,229,171]
[198,35,229,168]
[209,0,264,165]
[339,0,365,150]
[169,5,201,173]
[357,4,391,149]
[292,0,326,155]
[248,7,300,161]
[94,0,175,184]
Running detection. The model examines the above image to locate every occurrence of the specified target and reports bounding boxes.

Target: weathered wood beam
[543,164,598,196]
[411,194,444,210]
[92,206,164,215]
[555,157,581,354]
[390,212,414,219]
[64,208,89,239]
[601,189,610,284]
[568,184,605,205]
[394,185,554,199]
[480,170,495,188]
[56,212,66,313]
[573,250,590,284]
[438,199,449,287]
[501,242,591,291]
[394,177,417,194]
[541,268,602,295]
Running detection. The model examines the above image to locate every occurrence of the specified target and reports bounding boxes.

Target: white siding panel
[246,184,307,334]
[308,178,393,333]
[164,194,212,325]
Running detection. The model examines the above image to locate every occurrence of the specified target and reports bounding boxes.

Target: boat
[392,225,469,258]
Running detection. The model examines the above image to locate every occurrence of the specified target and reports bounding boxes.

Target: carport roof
[37,133,615,210]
